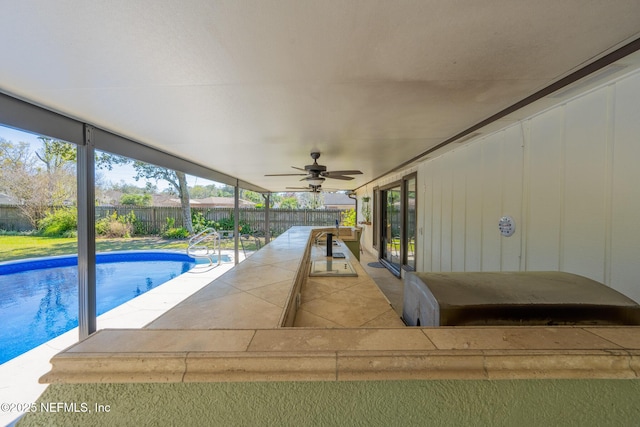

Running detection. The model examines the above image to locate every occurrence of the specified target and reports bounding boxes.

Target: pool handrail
[187,228,222,266]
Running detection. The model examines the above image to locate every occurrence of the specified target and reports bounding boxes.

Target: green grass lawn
[0,235,265,262]
[0,236,188,262]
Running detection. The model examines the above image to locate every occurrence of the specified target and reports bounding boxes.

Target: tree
[0,139,32,169]
[0,138,76,229]
[298,191,324,209]
[268,193,282,208]
[110,181,158,195]
[279,196,298,209]
[120,193,152,206]
[96,152,194,233]
[217,185,234,197]
[240,189,263,205]
[34,138,77,207]
[34,137,76,173]
[189,184,214,199]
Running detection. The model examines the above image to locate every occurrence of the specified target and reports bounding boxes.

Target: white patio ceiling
[1,1,639,192]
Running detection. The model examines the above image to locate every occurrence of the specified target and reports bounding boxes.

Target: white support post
[234,183,240,264]
[263,193,271,244]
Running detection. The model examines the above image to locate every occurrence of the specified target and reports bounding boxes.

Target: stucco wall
[360,68,640,302]
[17,380,640,426]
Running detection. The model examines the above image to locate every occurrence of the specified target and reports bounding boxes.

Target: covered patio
[2,1,640,425]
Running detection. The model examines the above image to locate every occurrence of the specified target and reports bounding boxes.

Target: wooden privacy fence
[0,205,32,231]
[0,205,350,236]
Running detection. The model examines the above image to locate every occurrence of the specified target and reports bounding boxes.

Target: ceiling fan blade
[324,175,354,180]
[265,173,308,177]
[323,170,362,176]
[291,166,307,172]
[286,188,316,192]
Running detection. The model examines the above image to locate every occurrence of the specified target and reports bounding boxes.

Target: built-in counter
[40,226,640,384]
[142,226,398,329]
[292,232,403,327]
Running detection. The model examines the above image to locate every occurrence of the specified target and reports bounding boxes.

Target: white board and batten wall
[361,69,640,303]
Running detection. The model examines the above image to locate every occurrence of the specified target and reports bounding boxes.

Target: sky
[0,125,213,191]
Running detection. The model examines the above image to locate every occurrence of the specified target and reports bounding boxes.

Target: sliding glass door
[380,185,402,275]
[404,175,416,271]
[378,173,417,276]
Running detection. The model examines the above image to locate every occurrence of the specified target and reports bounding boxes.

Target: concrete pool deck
[0,252,239,427]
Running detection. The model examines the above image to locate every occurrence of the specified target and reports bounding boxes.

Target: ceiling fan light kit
[306,176,325,186]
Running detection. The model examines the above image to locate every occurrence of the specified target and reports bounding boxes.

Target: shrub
[341,208,356,227]
[101,220,132,238]
[161,216,189,239]
[95,211,135,238]
[191,210,216,234]
[39,207,77,237]
[95,217,109,236]
[213,216,253,234]
[62,229,77,238]
[162,226,190,239]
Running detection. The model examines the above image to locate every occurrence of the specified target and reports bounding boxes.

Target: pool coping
[0,249,200,275]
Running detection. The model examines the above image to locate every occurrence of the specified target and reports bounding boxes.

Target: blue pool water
[0,251,197,364]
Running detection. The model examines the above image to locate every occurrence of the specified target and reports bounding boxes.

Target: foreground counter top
[41,226,640,383]
[41,326,640,382]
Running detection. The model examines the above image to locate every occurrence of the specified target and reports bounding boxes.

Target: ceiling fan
[285,184,341,193]
[286,185,324,193]
[265,152,362,186]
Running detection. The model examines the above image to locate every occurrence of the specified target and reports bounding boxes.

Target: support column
[264,193,271,244]
[234,183,240,265]
[77,125,96,340]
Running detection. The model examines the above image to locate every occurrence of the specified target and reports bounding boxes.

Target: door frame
[376,172,418,277]
[378,181,402,277]
[402,172,417,272]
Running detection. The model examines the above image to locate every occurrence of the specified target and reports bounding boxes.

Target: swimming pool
[0,251,201,364]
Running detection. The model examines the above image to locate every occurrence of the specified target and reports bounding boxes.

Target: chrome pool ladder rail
[187,227,222,266]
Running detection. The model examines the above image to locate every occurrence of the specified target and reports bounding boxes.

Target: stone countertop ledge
[41,327,640,383]
[41,227,640,383]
